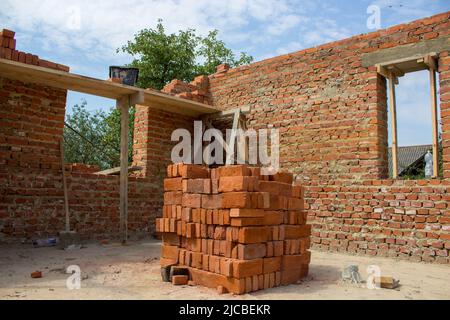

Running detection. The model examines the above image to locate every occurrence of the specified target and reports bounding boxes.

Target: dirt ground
[0,240,449,300]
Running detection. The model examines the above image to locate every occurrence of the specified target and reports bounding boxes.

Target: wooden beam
[118,98,129,244]
[226,109,241,165]
[60,139,70,232]
[387,65,405,78]
[377,65,398,84]
[429,65,439,178]
[0,58,220,117]
[388,72,399,179]
[204,106,251,120]
[95,166,143,176]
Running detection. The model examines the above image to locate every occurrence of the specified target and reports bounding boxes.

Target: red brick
[182,193,202,208]
[218,165,251,177]
[263,257,281,274]
[164,191,182,205]
[263,211,284,225]
[219,176,258,192]
[164,178,183,191]
[238,227,270,244]
[231,218,265,227]
[220,258,233,277]
[285,225,311,239]
[222,192,252,208]
[172,275,189,285]
[183,179,210,194]
[237,243,267,260]
[232,259,263,278]
[161,245,179,262]
[292,185,303,198]
[0,29,15,38]
[230,208,265,218]
[259,181,292,196]
[281,252,311,271]
[180,164,209,179]
[201,194,223,209]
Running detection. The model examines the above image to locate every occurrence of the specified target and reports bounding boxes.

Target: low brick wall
[305,179,449,263]
[0,168,161,241]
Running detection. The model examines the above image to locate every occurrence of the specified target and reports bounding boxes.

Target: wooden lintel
[377,65,399,84]
[116,92,145,109]
[95,166,143,176]
[423,54,438,71]
[206,106,251,120]
[387,65,405,77]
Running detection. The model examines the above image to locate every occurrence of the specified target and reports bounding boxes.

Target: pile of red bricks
[156,164,311,294]
[161,76,212,105]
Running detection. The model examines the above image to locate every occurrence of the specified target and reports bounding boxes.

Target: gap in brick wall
[386,70,442,179]
[63,91,129,171]
[387,70,441,147]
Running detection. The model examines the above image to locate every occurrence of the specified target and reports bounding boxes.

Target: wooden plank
[225,109,241,165]
[0,58,219,117]
[95,166,143,176]
[119,100,130,244]
[388,72,399,179]
[237,116,249,164]
[60,139,70,232]
[429,66,439,178]
[377,65,399,84]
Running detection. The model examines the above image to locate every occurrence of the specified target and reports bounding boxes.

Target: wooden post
[117,97,130,244]
[60,139,70,232]
[226,109,241,165]
[117,92,143,244]
[388,72,399,179]
[429,62,439,178]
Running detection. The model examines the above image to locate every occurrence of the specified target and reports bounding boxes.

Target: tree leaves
[119,20,254,90]
[64,101,135,170]
[64,21,252,169]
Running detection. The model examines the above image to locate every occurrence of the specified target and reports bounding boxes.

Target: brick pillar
[374,73,389,179]
[132,105,195,179]
[439,51,450,179]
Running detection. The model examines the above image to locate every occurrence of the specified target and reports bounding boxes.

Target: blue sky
[1,0,449,146]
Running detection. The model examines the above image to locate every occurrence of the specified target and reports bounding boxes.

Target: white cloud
[267,14,303,35]
[275,41,303,55]
[0,0,303,64]
[301,18,351,46]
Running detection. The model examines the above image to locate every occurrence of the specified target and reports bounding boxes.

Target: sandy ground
[0,240,449,300]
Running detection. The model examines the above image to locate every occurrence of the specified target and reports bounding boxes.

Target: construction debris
[342,265,363,284]
[172,275,189,286]
[30,271,42,279]
[375,276,400,289]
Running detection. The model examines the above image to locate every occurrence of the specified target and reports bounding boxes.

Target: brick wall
[0,78,67,171]
[305,179,449,263]
[0,168,159,241]
[204,12,450,263]
[0,29,160,242]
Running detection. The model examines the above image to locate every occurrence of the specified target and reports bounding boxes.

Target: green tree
[65,21,250,167]
[64,101,134,170]
[196,30,253,75]
[119,20,253,90]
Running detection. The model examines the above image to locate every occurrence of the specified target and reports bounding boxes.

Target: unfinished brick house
[1,12,449,264]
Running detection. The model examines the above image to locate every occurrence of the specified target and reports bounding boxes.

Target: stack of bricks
[156,164,311,294]
[161,76,212,105]
[0,29,69,72]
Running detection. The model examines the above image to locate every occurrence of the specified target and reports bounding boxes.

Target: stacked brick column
[440,51,450,179]
[156,164,311,294]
